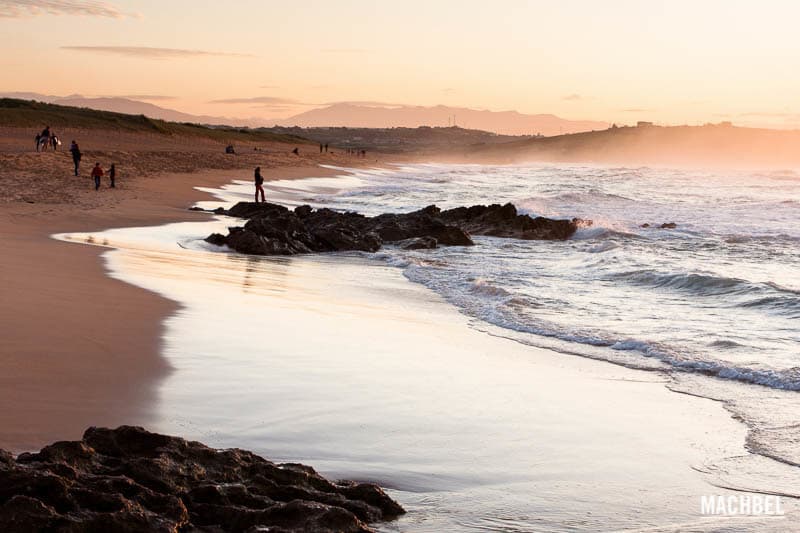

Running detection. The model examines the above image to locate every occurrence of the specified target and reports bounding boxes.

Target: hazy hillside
[470,123,800,168]
[0,92,252,127]
[0,98,309,145]
[264,125,529,153]
[275,103,608,136]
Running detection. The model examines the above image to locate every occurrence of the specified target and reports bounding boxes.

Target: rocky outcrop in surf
[205,202,580,256]
[0,426,403,532]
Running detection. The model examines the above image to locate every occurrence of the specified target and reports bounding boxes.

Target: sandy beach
[2,127,797,531]
[50,204,792,531]
[0,127,386,451]
[5,4,800,529]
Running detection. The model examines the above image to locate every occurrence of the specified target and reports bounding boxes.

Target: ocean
[59,162,800,531]
[203,161,800,502]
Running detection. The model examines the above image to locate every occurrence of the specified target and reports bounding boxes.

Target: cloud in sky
[620,108,652,113]
[326,100,404,107]
[562,93,582,101]
[738,111,798,118]
[114,94,175,101]
[322,48,368,54]
[250,105,296,112]
[0,0,126,18]
[210,96,304,105]
[60,46,252,58]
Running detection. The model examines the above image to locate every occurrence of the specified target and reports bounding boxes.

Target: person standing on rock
[254,166,265,203]
[69,141,82,176]
[91,163,104,191]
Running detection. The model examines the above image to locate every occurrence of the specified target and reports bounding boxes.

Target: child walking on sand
[91,163,104,191]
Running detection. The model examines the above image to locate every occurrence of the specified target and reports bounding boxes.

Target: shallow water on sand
[55,164,800,531]
[206,163,800,482]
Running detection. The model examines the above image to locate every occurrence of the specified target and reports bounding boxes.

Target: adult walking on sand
[39,126,51,152]
[69,141,82,176]
[254,166,265,203]
[108,163,117,188]
[91,163,104,191]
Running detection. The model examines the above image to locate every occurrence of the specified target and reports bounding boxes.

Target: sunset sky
[1,0,799,128]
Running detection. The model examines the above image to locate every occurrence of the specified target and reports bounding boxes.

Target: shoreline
[0,161,360,452]
[4,156,797,529]
[57,218,779,531]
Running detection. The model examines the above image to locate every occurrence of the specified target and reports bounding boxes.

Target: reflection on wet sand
[53,215,797,532]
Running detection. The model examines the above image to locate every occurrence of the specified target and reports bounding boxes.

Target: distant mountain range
[273,103,608,136]
[1,93,607,136]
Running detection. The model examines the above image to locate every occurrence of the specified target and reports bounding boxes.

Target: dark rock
[226,228,294,256]
[294,205,313,218]
[189,206,205,211]
[0,495,72,532]
[640,223,651,228]
[400,237,438,250]
[227,202,289,219]
[336,480,405,519]
[210,201,578,256]
[213,207,227,215]
[368,207,473,246]
[572,218,594,228]
[0,426,403,532]
[660,222,677,229]
[205,233,228,247]
[439,203,578,240]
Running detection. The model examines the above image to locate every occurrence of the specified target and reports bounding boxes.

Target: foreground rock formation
[205,202,582,256]
[0,426,403,532]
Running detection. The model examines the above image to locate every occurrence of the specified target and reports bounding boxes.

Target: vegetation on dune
[0,98,311,145]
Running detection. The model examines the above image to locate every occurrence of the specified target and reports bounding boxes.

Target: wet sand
[2,129,795,530]
[0,128,382,450]
[54,215,796,531]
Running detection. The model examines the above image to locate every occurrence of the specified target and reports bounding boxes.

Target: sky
[1,0,799,128]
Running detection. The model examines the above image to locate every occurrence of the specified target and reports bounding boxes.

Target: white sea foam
[252,162,800,469]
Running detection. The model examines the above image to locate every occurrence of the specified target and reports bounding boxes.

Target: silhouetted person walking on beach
[91,163,104,191]
[39,126,51,151]
[320,143,323,153]
[108,163,116,188]
[69,141,82,176]
[254,166,265,203]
